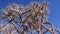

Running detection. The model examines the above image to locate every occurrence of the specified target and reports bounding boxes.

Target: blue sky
[0,0,60,34]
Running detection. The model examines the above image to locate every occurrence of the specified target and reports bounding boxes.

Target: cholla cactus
[0,1,60,34]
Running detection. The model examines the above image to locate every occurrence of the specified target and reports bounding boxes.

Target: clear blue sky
[0,0,60,33]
